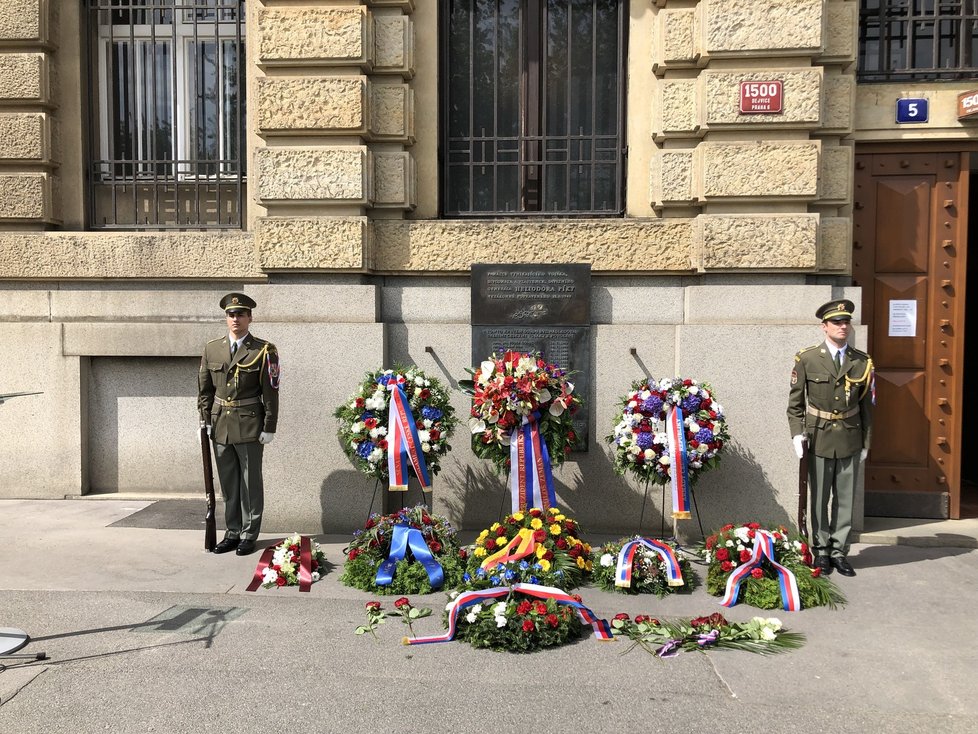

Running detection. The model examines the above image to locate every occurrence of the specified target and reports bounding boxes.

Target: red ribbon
[245,536,314,592]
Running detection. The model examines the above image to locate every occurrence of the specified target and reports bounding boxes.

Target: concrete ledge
[63,323,221,357]
[0,287,48,319]
[685,284,834,324]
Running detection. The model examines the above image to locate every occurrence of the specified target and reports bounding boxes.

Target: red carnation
[613,613,630,622]
[365,601,381,611]
[721,523,734,532]
[517,601,532,615]
[545,613,559,628]
[419,388,431,399]
[458,548,468,560]
[429,540,442,553]
[533,529,547,543]
[811,567,822,578]
[563,520,576,532]
[555,538,568,549]
[747,529,756,539]
[394,597,410,609]
[543,550,554,561]
[275,576,286,587]
[429,429,440,441]
[485,539,497,551]
[365,518,375,529]
[495,526,507,537]
[348,548,360,561]
[747,522,761,530]
[377,439,388,450]
[522,619,535,632]
[567,430,576,442]
[529,508,542,518]
[683,379,693,386]
[739,550,751,563]
[751,568,764,579]
[568,546,580,559]
[705,536,716,550]
[720,561,734,572]
[533,601,547,615]
[364,418,378,429]
[709,410,717,419]
[355,397,365,408]
[634,615,649,624]
[715,548,729,561]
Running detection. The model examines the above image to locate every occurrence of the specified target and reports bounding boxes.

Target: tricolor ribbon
[403,583,613,645]
[387,382,431,492]
[246,536,314,592]
[719,530,802,612]
[480,528,537,571]
[666,406,692,520]
[374,523,444,589]
[509,412,557,512]
[615,537,684,588]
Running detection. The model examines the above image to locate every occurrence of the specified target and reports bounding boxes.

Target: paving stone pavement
[1,499,977,734]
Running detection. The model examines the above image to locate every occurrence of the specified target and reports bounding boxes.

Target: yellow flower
[538,558,552,572]
[548,507,560,515]
[576,556,586,569]
[478,529,488,539]
[474,547,487,558]
[585,560,593,572]
[555,514,566,522]
[490,522,500,531]
[549,524,562,536]
[530,518,543,530]
[536,545,547,559]
[512,512,524,522]
[583,543,592,553]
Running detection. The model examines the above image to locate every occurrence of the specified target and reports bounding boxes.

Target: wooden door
[852,151,968,519]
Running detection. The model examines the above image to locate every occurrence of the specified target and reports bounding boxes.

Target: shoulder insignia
[848,346,870,359]
[206,336,226,345]
[794,345,818,361]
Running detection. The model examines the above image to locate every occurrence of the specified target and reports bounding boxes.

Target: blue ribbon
[374,523,445,589]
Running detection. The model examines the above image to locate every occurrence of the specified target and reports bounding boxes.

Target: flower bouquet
[608,377,729,488]
[702,522,845,610]
[259,534,327,589]
[591,537,695,596]
[462,507,593,591]
[340,505,466,595]
[611,612,804,657]
[334,366,457,486]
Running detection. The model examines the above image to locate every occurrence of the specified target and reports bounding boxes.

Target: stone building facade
[0,1,972,532]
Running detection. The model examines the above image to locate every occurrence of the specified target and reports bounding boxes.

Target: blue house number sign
[896,98,929,124]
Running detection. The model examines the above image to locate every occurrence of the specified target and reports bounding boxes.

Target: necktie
[835,350,842,369]
[231,341,238,358]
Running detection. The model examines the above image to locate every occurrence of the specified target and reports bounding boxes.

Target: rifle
[797,440,809,540]
[200,425,217,552]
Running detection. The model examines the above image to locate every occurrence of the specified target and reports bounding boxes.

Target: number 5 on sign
[896,98,929,124]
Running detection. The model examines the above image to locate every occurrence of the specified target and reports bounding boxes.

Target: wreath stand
[636,479,706,542]
[364,476,431,525]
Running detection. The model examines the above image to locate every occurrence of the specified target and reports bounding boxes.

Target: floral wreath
[610,612,804,657]
[591,537,695,596]
[340,505,467,595]
[462,507,593,591]
[334,366,458,483]
[702,522,845,610]
[260,534,327,589]
[608,377,729,486]
[461,351,581,474]
[442,588,586,652]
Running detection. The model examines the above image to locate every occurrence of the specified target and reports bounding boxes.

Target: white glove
[792,435,806,459]
[199,422,211,438]
[860,448,868,462]
[259,432,274,445]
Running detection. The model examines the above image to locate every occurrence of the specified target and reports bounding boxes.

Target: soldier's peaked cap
[816,299,854,322]
[220,292,256,312]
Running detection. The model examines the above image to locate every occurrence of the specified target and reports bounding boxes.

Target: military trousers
[214,440,264,541]
[808,453,859,558]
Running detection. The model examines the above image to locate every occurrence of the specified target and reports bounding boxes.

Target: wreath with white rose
[608,377,730,486]
[334,365,458,483]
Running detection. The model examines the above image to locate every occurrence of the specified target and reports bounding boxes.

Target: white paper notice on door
[888,299,917,337]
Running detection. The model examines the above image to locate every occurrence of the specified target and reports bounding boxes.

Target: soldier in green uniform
[197,293,280,556]
[787,299,874,577]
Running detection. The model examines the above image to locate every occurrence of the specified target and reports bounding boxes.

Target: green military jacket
[787,342,874,459]
[198,333,280,444]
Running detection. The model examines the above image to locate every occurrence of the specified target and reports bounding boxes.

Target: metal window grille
[85,0,246,229]
[441,0,625,217]
[859,0,978,81]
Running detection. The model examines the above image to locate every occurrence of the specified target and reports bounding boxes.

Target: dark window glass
[859,0,978,80]
[86,1,245,229]
[442,0,625,217]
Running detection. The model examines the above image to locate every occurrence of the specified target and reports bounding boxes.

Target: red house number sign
[740,81,783,114]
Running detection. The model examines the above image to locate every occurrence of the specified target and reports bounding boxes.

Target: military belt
[806,405,858,421]
[215,397,261,408]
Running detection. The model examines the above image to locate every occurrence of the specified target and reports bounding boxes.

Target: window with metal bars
[441,0,625,217]
[859,0,978,81]
[85,0,245,229]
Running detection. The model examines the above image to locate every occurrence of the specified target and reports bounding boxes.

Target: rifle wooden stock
[200,426,217,552]
[798,443,809,539]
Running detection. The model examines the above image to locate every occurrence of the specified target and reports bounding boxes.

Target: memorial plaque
[471,264,590,325]
[471,264,592,448]
[471,325,591,448]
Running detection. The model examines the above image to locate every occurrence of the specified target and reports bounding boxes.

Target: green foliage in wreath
[590,537,697,596]
[340,505,467,595]
[701,522,846,610]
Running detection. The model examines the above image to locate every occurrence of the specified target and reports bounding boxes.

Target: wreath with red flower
[459,351,582,474]
[702,522,845,609]
[608,377,730,486]
[340,505,466,594]
[591,537,696,596]
[334,366,458,483]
